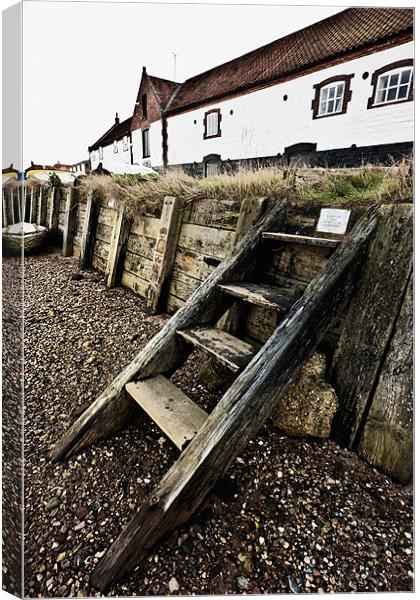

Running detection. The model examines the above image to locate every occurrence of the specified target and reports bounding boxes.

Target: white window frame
[374,66,413,106]
[318,81,345,116]
[123,136,129,151]
[99,147,103,160]
[206,112,218,136]
[113,140,118,154]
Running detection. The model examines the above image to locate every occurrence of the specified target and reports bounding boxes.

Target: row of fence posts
[2,185,61,229]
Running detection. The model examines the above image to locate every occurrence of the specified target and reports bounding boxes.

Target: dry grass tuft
[77,160,413,217]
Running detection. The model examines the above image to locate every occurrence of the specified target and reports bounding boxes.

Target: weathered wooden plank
[127,232,156,261]
[146,196,184,313]
[62,187,79,257]
[91,254,108,273]
[218,282,297,312]
[265,244,331,283]
[173,247,216,281]
[126,375,208,450]
[244,305,280,344]
[185,198,241,230]
[49,201,288,461]
[90,207,378,590]
[177,326,256,372]
[79,193,100,270]
[177,223,235,258]
[263,232,341,247]
[331,204,413,447]
[121,271,149,297]
[124,252,153,281]
[92,238,111,260]
[357,273,413,484]
[105,207,132,288]
[130,216,160,238]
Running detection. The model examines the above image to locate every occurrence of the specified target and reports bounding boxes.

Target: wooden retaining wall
[3,184,412,484]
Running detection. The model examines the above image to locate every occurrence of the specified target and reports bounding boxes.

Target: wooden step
[126,375,207,450]
[177,326,256,372]
[218,282,297,312]
[263,232,341,248]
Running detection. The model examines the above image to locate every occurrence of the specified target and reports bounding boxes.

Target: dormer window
[368,60,413,109]
[204,109,221,139]
[113,140,118,154]
[312,75,353,119]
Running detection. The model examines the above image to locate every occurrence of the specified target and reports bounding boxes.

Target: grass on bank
[76,160,413,216]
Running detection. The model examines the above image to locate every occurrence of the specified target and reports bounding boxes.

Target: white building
[88,7,413,175]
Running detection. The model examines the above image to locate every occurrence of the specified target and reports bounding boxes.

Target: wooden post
[62,187,78,257]
[29,187,37,223]
[49,201,288,462]
[233,197,268,244]
[48,187,60,230]
[2,189,8,227]
[10,189,16,224]
[146,196,184,313]
[17,185,23,222]
[79,192,99,270]
[331,204,413,447]
[357,273,413,484]
[90,208,378,591]
[105,204,132,288]
[38,187,47,226]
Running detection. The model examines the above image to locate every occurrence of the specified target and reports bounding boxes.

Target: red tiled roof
[148,74,179,106]
[89,116,132,151]
[166,7,413,114]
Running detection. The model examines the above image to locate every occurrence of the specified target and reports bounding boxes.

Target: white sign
[316,208,351,235]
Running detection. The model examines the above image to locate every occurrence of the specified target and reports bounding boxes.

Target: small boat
[2,222,48,255]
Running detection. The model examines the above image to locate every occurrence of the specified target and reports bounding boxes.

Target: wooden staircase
[49,200,378,590]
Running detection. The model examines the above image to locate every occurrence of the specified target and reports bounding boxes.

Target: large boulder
[271,352,338,438]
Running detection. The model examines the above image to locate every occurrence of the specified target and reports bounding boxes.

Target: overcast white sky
[21,1,347,166]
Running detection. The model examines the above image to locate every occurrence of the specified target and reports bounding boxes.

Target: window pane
[378,75,388,89]
[376,89,386,103]
[328,99,335,113]
[319,101,327,115]
[207,112,218,135]
[321,88,328,101]
[387,87,397,101]
[389,73,400,87]
[335,97,343,112]
[398,84,409,99]
[401,69,412,85]
[336,84,344,97]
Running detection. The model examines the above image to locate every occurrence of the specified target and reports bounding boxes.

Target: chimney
[115,112,120,125]
[142,66,146,74]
